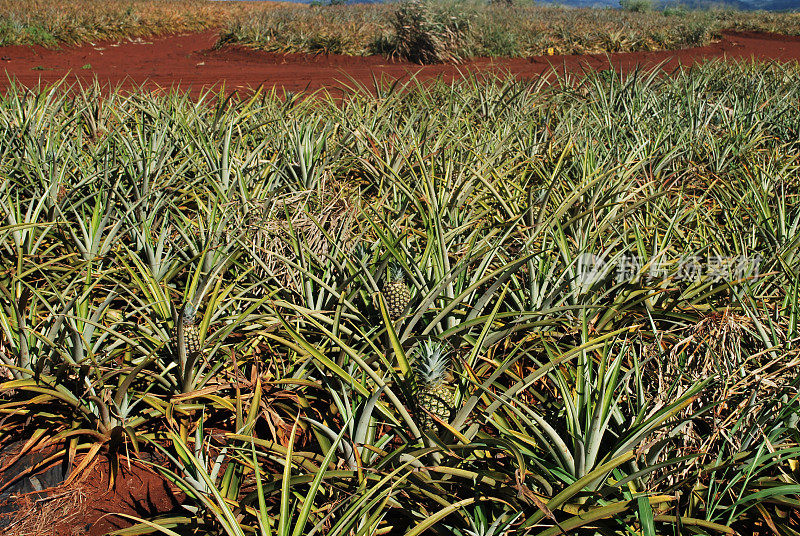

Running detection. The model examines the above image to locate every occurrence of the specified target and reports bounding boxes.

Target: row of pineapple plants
[1,62,799,535]
[3,0,800,59]
[220,1,800,62]
[0,0,278,47]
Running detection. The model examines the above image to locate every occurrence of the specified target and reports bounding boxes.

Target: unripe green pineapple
[383,263,410,321]
[172,303,201,357]
[411,339,455,431]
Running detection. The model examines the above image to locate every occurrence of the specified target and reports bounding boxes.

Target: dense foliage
[2,0,800,63]
[1,61,800,534]
[0,0,275,47]
[220,0,800,61]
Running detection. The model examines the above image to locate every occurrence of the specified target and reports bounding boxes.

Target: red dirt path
[1,29,800,95]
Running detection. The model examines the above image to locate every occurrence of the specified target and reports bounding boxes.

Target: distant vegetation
[544,0,796,10]
[220,0,800,62]
[1,0,799,61]
[0,0,281,47]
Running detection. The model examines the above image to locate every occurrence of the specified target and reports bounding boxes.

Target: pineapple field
[1,59,800,535]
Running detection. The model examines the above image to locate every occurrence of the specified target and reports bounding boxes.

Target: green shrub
[620,0,653,12]
[310,0,348,7]
[663,4,689,16]
[682,20,713,45]
[478,25,520,56]
[368,31,396,55]
[390,0,465,64]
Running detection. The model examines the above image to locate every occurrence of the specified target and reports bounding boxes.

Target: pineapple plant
[410,339,456,432]
[383,262,411,321]
[173,303,201,358]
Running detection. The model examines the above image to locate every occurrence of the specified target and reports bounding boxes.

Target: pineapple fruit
[411,339,455,432]
[383,262,410,321]
[173,303,201,357]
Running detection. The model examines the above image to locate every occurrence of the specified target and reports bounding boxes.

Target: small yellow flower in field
[547,47,555,55]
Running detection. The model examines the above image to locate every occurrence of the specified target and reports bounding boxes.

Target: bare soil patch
[0,448,182,536]
[1,29,800,95]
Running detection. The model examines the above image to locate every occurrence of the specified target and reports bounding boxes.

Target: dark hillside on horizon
[228,0,798,8]
[536,0,797,9]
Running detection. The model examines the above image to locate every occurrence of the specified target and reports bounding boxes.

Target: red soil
[62,459,182,536]
[1,456,182,536]
[1,29,800,96]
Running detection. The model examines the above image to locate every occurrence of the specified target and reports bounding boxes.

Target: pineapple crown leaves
[412,339,452,387]
[352,242,373,265]
[180,302,199,326]
[387,260,405,283]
